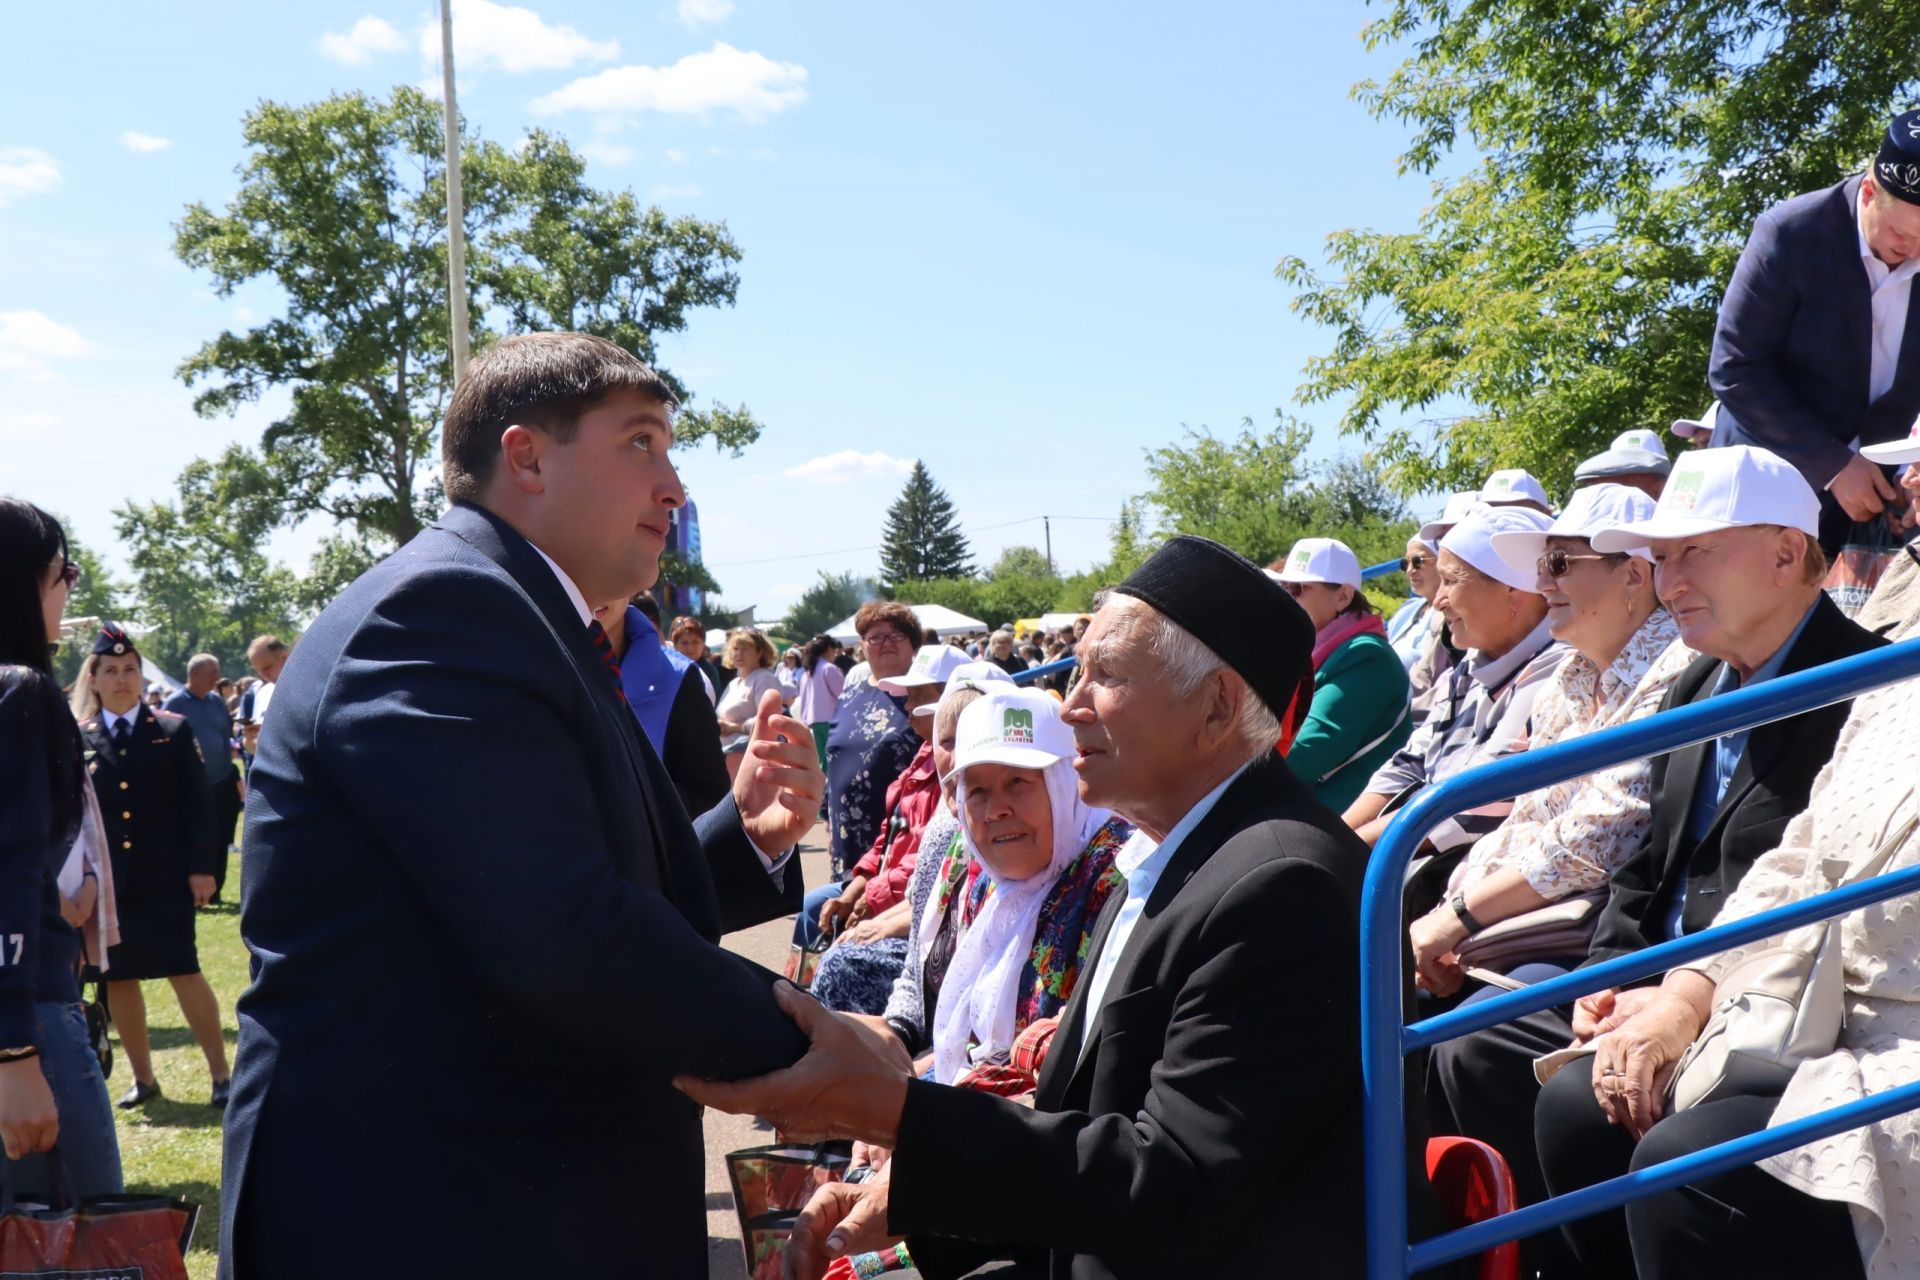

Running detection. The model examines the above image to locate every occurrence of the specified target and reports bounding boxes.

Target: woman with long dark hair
[793,633,845,771]
[0,498,123,1197]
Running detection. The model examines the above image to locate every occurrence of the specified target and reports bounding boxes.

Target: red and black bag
[0,1155,198,1279]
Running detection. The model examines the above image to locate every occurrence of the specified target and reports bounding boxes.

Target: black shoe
[209,1078,231,1109]
[116,1080,161,1110]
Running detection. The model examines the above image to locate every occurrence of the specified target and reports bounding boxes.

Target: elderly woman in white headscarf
[924,687,1130,1085]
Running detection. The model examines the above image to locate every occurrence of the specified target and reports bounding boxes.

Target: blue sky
[2,0,1442,622]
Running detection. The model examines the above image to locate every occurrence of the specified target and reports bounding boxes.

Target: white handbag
[1667,802,1918,1113]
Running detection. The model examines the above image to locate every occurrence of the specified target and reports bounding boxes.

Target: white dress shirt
[100,705,138,737]
[1075,757,1256,1051]
[1857,188,1920,404]
[528,544,789,873]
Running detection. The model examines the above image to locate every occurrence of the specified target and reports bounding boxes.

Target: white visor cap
[1489,483,1659,584]
[1439,505,1556,592]
[1588,445,1818,553]
[1274,537,1363,590]
[954,687,1075,773]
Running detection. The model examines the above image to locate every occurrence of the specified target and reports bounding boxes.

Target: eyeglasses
[56,560,82,590]
[1400,554,1430,572]
[1537,549,1623,578]
[863,629,909,647]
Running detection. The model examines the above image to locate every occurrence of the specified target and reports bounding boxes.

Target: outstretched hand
[733,690,825,855]
[674,981,912,1147]
[783,1167,900,1280]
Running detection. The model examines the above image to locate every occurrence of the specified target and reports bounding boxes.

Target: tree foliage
[878,462,973,589]
[1277,0,1920,495]
[1142,414,1417,578]
[174,88,763,554]
[782,570,876,641]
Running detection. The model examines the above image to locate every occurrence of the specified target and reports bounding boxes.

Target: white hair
[1110,596,1283,755]
[188,653,219,676]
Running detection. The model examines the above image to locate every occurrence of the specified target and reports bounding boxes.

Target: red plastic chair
[1426,1136,1520,1280]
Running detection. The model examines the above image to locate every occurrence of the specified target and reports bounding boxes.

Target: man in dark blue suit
[1709,109,1920,549]
[220,333,831,1277]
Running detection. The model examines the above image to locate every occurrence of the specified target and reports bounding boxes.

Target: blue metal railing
[1008,558,1406,690]
[1361,636,1920,1279]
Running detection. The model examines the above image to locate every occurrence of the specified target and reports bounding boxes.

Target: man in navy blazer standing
[219,333,826,1277]
[1709,108,1920,548]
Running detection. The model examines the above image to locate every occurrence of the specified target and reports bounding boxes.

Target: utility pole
[1044,515,1054,576]
[439,0,471,386]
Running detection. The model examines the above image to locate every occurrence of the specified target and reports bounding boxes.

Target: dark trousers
[1535,1064,1864,1280]
[209,777,242,896]
[1426,966,1580,1277]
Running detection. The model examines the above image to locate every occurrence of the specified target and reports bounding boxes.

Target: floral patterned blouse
[824,679,921,876]
[925,817,1130,1042]
[1452,610,1695,901]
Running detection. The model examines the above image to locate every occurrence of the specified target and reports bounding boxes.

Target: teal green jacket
[1287,631,1413,812]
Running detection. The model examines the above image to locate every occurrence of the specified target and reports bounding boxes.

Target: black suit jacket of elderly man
[218,501,806,1279]
[1709,176,1920,544]
[888,749,1439,1280]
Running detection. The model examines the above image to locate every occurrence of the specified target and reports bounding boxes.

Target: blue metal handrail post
[1360,636,1920,1280]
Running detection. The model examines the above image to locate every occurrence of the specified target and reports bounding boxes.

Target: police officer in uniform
[75,625,231,1109]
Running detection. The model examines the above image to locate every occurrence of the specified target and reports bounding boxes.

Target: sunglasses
[1399,555,1430,572]
[57,560,82,590]
[1537,549,1622,578]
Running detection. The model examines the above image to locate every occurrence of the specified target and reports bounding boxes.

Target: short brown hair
[854,601,925,649]
[247,634,289,660]
[667,615,705,644]
[440,332,679,505]
[726,627,778,670]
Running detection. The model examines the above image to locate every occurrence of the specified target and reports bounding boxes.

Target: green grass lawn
[106,847,244,1280]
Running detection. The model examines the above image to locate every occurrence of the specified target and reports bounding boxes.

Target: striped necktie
[585,620,629,706]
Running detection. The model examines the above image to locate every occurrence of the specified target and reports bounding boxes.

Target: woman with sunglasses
[0,498,124,1198]
[1270,539,1414,810]
[1406,484,1695,1002]
[1386,536,1442,670]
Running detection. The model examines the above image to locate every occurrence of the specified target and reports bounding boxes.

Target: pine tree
[878,462,973,589]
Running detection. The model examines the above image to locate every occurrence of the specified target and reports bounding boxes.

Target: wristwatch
[1450,891,1486,937]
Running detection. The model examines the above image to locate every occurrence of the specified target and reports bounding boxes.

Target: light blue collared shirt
[1075,758,1256,1051]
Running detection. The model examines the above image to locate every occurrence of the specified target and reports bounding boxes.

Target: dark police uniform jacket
[78,705,219,894]
[219,501,806,1279]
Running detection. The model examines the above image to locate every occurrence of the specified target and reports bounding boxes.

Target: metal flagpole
[439,0,471,385]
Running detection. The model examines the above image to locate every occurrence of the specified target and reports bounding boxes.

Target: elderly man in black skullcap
[1710,108,1920,549]
[682,535,1439,1280]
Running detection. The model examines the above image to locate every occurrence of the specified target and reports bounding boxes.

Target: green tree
[113,450,303,678]
[1057,499,1150,611]
[1277,0,1920,496]
[174,88,763,560]
[878,462,973,589]
[49,529,127,687]
[783,570,875,641]
[988,545,1053,580]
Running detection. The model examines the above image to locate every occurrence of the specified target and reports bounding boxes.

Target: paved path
[702,826,923,1277]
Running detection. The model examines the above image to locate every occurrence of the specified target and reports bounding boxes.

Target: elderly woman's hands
[1409,908,1468,997]
[1588,971,1716,1138]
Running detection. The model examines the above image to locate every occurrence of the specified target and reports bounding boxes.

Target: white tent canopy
[826,603,988,645]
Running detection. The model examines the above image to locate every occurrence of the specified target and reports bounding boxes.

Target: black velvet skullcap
[1875,110,1920,206]
[92,622,136,657]
[1112,534,1316,719]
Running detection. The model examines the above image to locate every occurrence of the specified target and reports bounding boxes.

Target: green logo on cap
[1003,707,1035,745]
[1488,474,1514,492]
[1667,467,1706,513]
[1289,549,1311,572]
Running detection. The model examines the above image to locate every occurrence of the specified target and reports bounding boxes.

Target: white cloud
[532,42,808,123]
[0,311,90,375]
[0,148,60,206]
[118,130,173,153]
[677,0,736,26]
[423,0,619,74]
[647,182,703,201]
[783,450,915,485]
[318,15,407,65]
[665,148,688,164]
[578,140,639,167]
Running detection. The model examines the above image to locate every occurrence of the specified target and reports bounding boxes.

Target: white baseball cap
[877,644,973,695]
[1670,400,1720,441]
[1480,469,1554,510]
[1489,483,1659,585]
[1589,445,1819,553]
[1418,490,1485,546]
[1860,414,1920,466]
[1273,537,1363,589]
[914,659,1014,718]
[954,687,1075,772]
[1439,505,1556,591]
[1574,429,1672,483]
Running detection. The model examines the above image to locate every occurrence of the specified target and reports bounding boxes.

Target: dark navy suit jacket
[1710,176,1920,493]
[219,502,805,1278]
